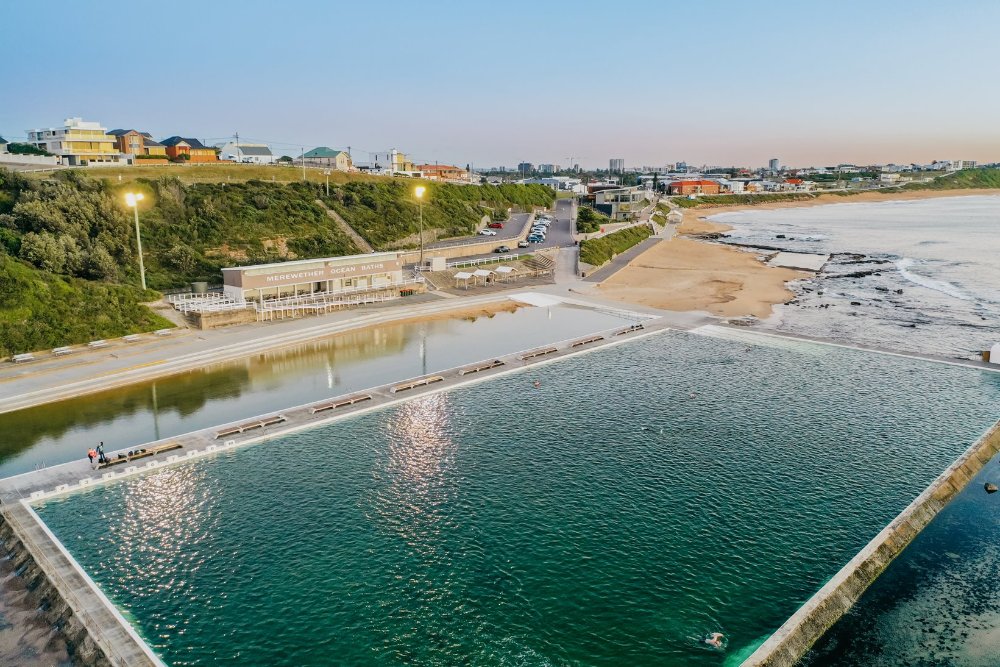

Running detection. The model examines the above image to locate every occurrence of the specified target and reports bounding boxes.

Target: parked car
[494,245,510,253]
[527,234,544,243]
[479,229,498,236]
[517,240,530,248]
[488,222,504,229]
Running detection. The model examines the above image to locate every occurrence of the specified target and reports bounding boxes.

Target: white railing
[447,254,521,269]
[167,277,425,315]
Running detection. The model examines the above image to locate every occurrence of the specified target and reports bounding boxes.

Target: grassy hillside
[28,163,390,186]
[576,206,610,233]
[580,225,653,267]
[0,254,173,357]
[899,168,1000,190]
[322,180,554,248]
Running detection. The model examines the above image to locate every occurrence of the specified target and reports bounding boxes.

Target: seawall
[742,418,1000,666]
[0,502,163,666]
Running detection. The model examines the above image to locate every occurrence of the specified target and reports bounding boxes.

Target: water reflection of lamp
[415,185,426,266]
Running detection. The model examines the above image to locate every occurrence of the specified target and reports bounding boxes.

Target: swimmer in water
[704,632,725,648]
[533,380,541,389]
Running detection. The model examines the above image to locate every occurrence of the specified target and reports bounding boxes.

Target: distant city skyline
[2,0,999,169]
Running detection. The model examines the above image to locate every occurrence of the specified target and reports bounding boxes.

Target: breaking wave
[896,258,970,301]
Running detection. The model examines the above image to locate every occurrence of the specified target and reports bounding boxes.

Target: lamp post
[414,185,426,266]
[125,192,147,290]
[323,169,331,197]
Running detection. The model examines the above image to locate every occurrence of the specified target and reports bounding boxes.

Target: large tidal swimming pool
[34,331,1000,666]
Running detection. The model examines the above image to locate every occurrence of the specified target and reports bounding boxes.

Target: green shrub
[0,254,172,356]
[579,225,653,267]
[576,206,609,233]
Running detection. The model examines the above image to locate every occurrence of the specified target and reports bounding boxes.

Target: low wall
[0,153,59,166]
[193,307,257,330]
[743,419,1000,666]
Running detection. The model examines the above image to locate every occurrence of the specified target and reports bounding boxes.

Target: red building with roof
[668,180,721,196]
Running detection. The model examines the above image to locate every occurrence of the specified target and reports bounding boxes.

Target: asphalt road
[427,212,533,250]
[446,199,577,263]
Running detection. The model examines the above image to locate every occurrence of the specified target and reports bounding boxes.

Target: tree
[278,155,293,163]
[19,232,66,273]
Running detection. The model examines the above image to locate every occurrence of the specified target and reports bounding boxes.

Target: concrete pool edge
[741,418,1000,667]
[0,502,165,666]
[0,318,668,665]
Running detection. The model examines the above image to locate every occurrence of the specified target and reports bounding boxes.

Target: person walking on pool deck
[97,442,106,464]
[87,448,96,467]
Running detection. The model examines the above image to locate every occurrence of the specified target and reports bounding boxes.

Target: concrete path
[582,237,663,283]
[0,292,519,415]
[315,199,375,253]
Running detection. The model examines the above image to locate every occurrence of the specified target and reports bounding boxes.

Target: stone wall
[0,510,110,666]
[743,419,1000,666]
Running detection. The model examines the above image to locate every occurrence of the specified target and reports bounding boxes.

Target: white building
[25,117,121,166]
[950,160,976,170]
[216,142,275,164]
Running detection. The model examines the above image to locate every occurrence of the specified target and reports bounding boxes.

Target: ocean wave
[896,258,971,301]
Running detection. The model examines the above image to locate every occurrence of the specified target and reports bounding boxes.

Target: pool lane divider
[0,314,665,666]
[741,417,1000,667]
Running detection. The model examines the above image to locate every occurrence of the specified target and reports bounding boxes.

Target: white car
[479,229,498,236]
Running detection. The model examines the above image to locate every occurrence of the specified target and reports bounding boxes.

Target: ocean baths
[19,328,1000,665]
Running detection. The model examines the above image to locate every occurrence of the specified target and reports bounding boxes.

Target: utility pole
[235,131,239,162]
[301,147,306,181]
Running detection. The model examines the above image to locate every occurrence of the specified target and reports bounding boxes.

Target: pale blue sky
[2,0,998,168]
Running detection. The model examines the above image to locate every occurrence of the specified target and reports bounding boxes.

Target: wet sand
[598,190,1000,319]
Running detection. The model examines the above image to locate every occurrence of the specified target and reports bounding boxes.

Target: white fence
[167,277,425,315]
[447,254,521,269]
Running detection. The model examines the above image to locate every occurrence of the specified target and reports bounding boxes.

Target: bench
[571,335,604,348]
[391,376,445,394]
[614,323,645,336]
[88,340,109,349]
[213,415,287,439]
[53,346,73,356]
[311,394,373,414]
[97,442,183,469]
[122,334,142,343]
[154,329,173,336]
[520,347,558,361]
[11,353,35,363]
[459,360,504,375]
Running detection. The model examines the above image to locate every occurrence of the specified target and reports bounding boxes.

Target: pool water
[35,331,1000,665]
[0,303,632,477]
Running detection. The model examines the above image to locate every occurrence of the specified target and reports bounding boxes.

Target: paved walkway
[582,237,663,283]
[315,200,375,253]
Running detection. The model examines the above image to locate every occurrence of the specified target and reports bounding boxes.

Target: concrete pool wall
[742,418,1000,666]
[0,317,664,665]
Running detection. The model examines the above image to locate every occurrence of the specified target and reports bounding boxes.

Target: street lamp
[323,169,331,197]
[124,192,147,290]
[414,185,426,266]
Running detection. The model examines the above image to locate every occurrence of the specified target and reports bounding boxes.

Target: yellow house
[26,117,120,166]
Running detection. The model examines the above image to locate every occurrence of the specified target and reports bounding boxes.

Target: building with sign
[221,252,409,302]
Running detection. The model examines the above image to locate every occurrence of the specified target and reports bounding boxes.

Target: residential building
[216,141,275,164]
[26,117,120,166]
[538,164,557,174]
[667,180,721,196]
[879,173,901,183]
[589,185,646,221]
[950,160,977,170]
[522,176,584,193]
[517,162,533,174]
[417,164,468,181]
[303,147,353,170]
[609,158,625,173]
[107,129,168,160]
[161,136,218,162]
[369,149,413,174]
[768,158,780,171]
[715,178,745,194]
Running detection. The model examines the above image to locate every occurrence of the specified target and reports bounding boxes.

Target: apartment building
[26,117,120,165]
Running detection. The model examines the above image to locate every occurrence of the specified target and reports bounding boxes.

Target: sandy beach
[598,189,1000,319]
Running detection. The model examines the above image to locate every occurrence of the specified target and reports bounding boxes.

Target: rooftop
[303,146,346,158]
[221,251,403,274]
